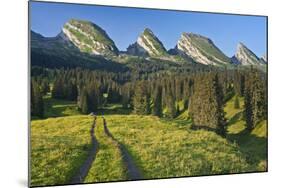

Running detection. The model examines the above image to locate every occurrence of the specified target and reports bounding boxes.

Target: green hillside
[30,94,268,186]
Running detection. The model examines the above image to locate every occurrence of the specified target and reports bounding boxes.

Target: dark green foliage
[31,80,44,118]
[31,65,266,138]
[166,85,177,118]
[234,95,240,109]
[244,68,266,130]
[79,88,90,114]
[86,83,99,112]
[152,85,162,117]
[133,81,151,115]
[189,73,226,136]
[245,90,254,130]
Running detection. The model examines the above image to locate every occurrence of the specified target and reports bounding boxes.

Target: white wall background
[0,0,280,187]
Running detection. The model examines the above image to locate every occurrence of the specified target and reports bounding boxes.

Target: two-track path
[71,117,99,184]
[102,117,143,180]
[71,116,142,183]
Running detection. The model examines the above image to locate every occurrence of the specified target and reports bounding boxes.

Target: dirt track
[70,117,99,184]
[102,117,143,180]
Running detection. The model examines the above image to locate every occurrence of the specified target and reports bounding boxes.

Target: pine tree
[189,73,226,136]
[31,80,44,118]
[213,74,226,136]
[152,85,162,117]
[80,88,89,114]
[245,90,254,130]
[244,69,266,130]
[166,85,177,118]
[133,81,150,115]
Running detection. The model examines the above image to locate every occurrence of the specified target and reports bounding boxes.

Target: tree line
[31,66,267,136]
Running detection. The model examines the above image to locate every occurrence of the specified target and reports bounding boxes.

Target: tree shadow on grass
[227,128,267,170]
[226,109,267,170]
[96,104,133,115]
[227,111,244,126]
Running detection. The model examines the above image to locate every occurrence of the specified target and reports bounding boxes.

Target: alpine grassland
[31,115,93,186]
[84,118,127,183]
[225,96,267,171]
[105,114,250,179]
[31,91,267,186]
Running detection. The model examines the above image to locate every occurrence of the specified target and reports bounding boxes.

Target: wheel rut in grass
[71,116,99,184]
[102,117,143,180]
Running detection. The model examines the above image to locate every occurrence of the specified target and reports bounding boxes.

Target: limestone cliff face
[62,19,118,56]
[176,33,231,66]
[127,28,167,57]
[232,42,263,65]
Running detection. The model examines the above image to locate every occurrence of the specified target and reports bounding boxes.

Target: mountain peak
[143,28,153,35]
[62,19,118,56]
[176,32,230,65]
[127,28,167,57]
[234,42,262,65]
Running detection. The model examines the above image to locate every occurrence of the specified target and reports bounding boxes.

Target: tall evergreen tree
[166,85,177,118]
[133,81,150,115]
[152,85,162,117]
[31,80,44,118]
[80,88,89,114]
[189,73,226,136]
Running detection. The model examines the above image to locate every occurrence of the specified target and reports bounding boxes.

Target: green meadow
[30,95,267,186]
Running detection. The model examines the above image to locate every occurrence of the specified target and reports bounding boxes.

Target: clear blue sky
[30,1,267,57]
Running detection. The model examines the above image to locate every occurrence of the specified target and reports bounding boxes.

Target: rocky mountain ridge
[31,18,267,67]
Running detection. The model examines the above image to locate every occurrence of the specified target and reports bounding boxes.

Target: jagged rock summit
[62,19,118,56]
[232,42,265,65]
[127,28,168,57]
[175,32,231,66]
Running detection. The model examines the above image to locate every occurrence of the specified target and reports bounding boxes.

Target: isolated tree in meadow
[152,85,162,117]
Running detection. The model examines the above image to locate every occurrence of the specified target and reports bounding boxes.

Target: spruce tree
[245,90,254,130]
[133,81,150,115]
[152,85,162,117]
[80,88,89,114]
[31,80,44,118]
[166,85,177,118]
[189,73,226,136]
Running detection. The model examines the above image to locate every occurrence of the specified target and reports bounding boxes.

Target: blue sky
[30,1,267,57]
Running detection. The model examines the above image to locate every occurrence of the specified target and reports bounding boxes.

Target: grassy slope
[106,115,250,179]
[224,96,267,171]
[84,118,127,183]
[31,96,267,186]
[31,116,93,186]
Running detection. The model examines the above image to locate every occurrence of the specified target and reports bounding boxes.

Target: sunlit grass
[225,96,267,172]
[106,115,250,179]
[84,118,127,183]
[31,115,92,186]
